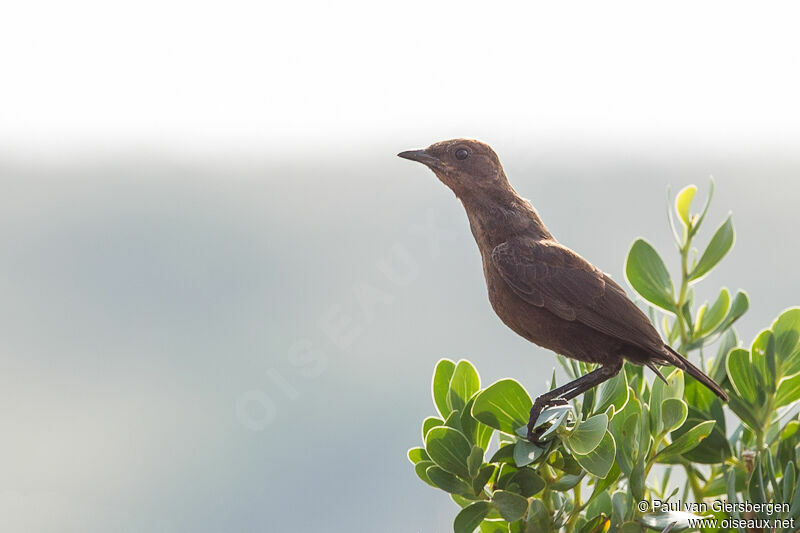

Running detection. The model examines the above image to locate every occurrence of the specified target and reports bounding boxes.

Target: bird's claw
[526,397,568,443]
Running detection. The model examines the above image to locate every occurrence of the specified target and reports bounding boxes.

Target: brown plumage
[398,138,727,441]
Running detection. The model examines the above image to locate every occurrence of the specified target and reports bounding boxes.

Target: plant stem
[564,483,582,533]
[645,433,667,479]
[675,236,692,350]
[683,462,705,501]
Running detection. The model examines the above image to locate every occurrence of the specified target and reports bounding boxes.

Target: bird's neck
[459,187,553,251]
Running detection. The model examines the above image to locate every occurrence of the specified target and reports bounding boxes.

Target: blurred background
[2,1,800,531]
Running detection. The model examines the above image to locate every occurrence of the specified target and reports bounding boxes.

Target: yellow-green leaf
[454,501,491,533]
[675,185,697,227]
[448,360,481,413]
[689,216,735,281]
[472,379,532,435]
[726,348,758,403]
[432,359,456,417]
[425,426,472,478]
[655,420,715,462]
[625,239,675,312]
[574,431,616,478]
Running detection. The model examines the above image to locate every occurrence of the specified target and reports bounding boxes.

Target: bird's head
[398,139,509,199]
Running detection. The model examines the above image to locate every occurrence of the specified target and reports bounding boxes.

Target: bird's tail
[658,345,728,402]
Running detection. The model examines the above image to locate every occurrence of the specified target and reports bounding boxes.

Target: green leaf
[472,379,532,435]
[425,426,472,478]
[776,373,800,409]
[618,521,643,533]
[422,416,444,443]
[751,330,777,393]
[491,490,528,522]
[789,468,800,518]
[727,393,761,432]
[610,391,643,473]
[747,457,767,511]
[666,316,681,345]
[767,335,778,395]
[697,288,730,336]
[559,452,583,475]
[579,515,612,533]
[704,467,744,497]
[567,414,609,455]
[581,387,596,419]
[725,469,739,514]
[721,291,749,331]
[687,290,749,352]
[525,500,550,532]
[590,462,620,508]
[689,177,715,237]
[637,404,651,461]
[773,308,800,366]
[472,465,495,495]
[594,370,629,414]
[792,474,800,519]
[683,372,715,412]
[765,452,781,503]
[574,430,616,478]
[479,521,507,533]
[467,445,484,479]
[454,501,491,533]
[675,184,697,227]
[783,420,800,440]
[710,328,737,383]
[534,404,574,440]
[461,396,493,450]
[432,359,456,418]
[661,398,688,433]
[689,215,734,281]
[451,493,473,509]
[666,367,685,397]
[426,465,474,496]
[649,368,684,435]
[693,303,708,336]
[784,463,796,509]
[513,439,546,467]
[551,473,583,491]
[670,406,731,464]
[444,409,463,432]
[489,443,515,464]
[407,447,430,464]
[512,468,545,497]
[655,420,715,463]
[414,460,437,487]
[585,491,612,523]
[629,462,645,502]
[625,239,675,311]
[611,491,628,526]
[614,413,638,476]
[495,463,518,490]
[449,360,481,413]
[726,348,758,403]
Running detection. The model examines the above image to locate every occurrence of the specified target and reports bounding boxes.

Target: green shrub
[408,182,800,532]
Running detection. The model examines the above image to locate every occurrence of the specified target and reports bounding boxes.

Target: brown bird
[398,138,728,442]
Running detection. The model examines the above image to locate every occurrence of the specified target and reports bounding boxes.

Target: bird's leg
[527,359,623,443]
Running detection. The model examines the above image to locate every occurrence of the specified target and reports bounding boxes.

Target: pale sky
[2,0,800,154]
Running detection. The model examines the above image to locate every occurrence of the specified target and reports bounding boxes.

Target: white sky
[1,0,799,153]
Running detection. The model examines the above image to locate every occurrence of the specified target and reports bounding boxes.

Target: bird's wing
[491,238,664,352]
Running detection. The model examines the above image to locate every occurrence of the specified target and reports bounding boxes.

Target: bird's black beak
[397,149,443,169]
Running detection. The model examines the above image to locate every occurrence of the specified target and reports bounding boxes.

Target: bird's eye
[455,148,469,160]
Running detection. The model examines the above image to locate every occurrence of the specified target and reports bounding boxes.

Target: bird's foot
[527,397,568,443]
